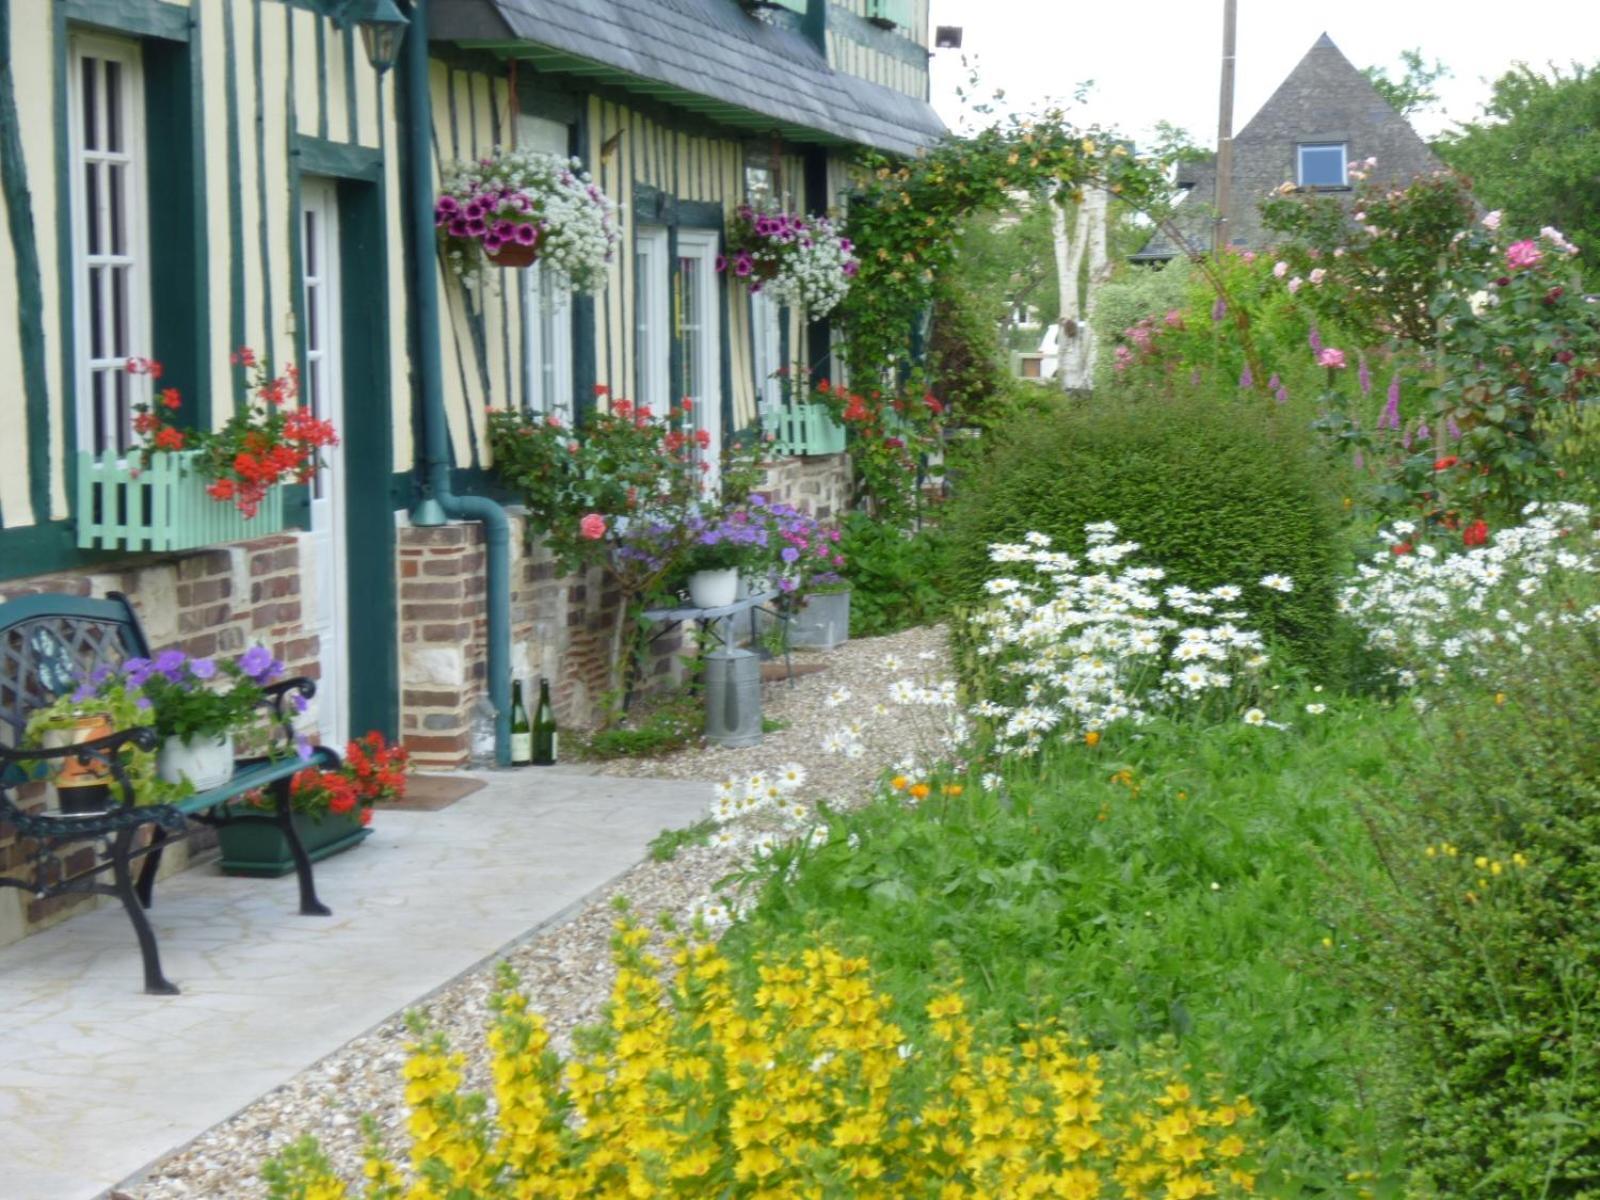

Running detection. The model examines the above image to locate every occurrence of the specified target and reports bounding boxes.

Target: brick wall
[395,452,852,770]
[0,532,322,945]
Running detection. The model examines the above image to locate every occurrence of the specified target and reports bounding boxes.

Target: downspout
[400,0,512,766]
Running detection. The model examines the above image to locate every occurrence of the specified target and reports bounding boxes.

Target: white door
[675,228,722,492]
[300,179,349,748]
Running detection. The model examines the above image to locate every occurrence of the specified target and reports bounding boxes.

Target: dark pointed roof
[431,0,947,156]
[1132,32,1449,260]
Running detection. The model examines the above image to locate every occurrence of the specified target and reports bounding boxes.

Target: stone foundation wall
[758,452,851,519]
[0,532,322,945]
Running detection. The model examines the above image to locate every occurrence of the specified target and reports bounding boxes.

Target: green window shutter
[866,0,913,29]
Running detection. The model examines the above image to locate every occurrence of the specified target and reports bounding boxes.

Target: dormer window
[1297,142,1347,188]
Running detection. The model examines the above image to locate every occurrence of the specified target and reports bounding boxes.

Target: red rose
[1433,455,1459,471]
[1462,519,1489,547]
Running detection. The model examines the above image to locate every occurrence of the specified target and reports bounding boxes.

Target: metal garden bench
[0,591,338,994]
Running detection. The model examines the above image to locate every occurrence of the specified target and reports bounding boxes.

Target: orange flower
[1084,730,1101,747]
[908,783,931,800]
[890,775,908,791]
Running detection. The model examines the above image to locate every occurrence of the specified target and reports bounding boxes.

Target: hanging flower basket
[435,148,619,291]
[720,204,858,317]
[486,239,540,270]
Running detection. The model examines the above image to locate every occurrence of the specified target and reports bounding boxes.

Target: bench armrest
[257,677,318,747]
[0,726,160,809]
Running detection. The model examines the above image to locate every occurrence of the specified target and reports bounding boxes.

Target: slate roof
[431,0,947,157]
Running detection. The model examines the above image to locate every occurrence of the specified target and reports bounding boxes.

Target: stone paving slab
[0,770,710,1200]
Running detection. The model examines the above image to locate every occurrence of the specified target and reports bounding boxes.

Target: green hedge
[943,390,1345,673]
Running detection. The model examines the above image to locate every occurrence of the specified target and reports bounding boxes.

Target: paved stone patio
[0,770,711,1200]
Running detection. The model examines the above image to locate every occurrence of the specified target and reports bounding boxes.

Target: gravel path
[120,624,950,1199]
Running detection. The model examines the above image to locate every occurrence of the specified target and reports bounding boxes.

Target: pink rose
[1273,261,1289,278]
[1316,347,1347,369]
[1287,276,1304,294]
[1309,268,1326,284]
[579,513,607,540]
[1506,240,1543,270]
[1482,210,1502,231]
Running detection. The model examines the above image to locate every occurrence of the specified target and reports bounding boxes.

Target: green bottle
[509,680,533,765]
[533,677,558,766]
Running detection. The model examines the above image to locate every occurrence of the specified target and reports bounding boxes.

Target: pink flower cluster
[434,188,542,256]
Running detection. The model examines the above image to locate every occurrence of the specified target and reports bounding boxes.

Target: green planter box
[76,449,286,552]
[216,809,370,878]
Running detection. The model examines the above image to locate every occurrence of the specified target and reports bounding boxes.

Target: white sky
[927,0,1599,146]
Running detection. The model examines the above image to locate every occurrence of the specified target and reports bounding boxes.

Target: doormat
[388,774,486,812]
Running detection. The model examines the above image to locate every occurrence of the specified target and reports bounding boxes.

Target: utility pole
[1213,0,1237,253]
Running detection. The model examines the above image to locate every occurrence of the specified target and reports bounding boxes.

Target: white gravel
[119,624,950,1199]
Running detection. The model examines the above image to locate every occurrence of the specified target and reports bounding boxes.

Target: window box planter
[75,450,285,552]
[770,401,846,457]
[215,808,370,878]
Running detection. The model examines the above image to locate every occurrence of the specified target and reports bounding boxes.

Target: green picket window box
[216,808,370,878]
[739,0,807,14]
[75,449,286,552]
[770,401,847,457]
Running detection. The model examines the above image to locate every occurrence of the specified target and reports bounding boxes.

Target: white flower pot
[157,732,235,790]
[688,568,739,610]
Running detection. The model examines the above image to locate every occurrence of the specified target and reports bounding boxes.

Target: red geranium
[268,731,410,821]
[1462,519,1489,547]
[128,348,338,517]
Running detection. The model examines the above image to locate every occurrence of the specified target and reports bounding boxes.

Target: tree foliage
[1436,62,1600,280]
[1361,48,1451,116]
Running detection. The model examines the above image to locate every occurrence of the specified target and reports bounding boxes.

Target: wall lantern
[336,0,410,75]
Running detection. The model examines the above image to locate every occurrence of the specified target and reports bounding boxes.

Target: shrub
[1345,583,1600,1196]
[837,512,950,637]
[263,922,1262,1198]
[943,389,1345,674]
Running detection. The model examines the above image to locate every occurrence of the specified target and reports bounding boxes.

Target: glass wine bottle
[509,679,533,765]
[533,677,557,766]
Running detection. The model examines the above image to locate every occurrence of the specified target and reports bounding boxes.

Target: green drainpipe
[400,0,512,766]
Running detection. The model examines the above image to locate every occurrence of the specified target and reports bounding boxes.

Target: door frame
[290,137,398,741]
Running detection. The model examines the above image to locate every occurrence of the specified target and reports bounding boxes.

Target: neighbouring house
[0,0,943,946]
[1133,32,1449,262]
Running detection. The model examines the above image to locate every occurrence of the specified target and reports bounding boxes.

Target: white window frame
[68,33,151,458]
[523,263,573,419]
[634,225,670,415]
[1297,142,1347,189]
[675,227,723,489]
[750,290,784,430]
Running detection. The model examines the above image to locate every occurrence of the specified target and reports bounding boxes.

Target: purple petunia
[237,645,274,682]
[189,658,217,681]
[781,546,801,564]
[154,649,187,682]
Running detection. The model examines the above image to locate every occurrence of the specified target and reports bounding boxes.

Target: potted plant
[219,731,409,877]
[681,513,770,609]
[24,676,190,815]
[435,149,619,286]
[124,645,285,789]
[752,497,852,648]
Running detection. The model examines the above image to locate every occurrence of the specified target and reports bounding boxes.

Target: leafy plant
[836,512,949,637]
[1343,580,1600,1196]
[646,817,717,862]
[121,645,282,740]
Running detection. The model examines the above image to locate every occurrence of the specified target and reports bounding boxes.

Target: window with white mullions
[302,205,329,500]
[523,263,572,419]
[634,226,669,416]
[674,228,723,490]
[69,36,150,457]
